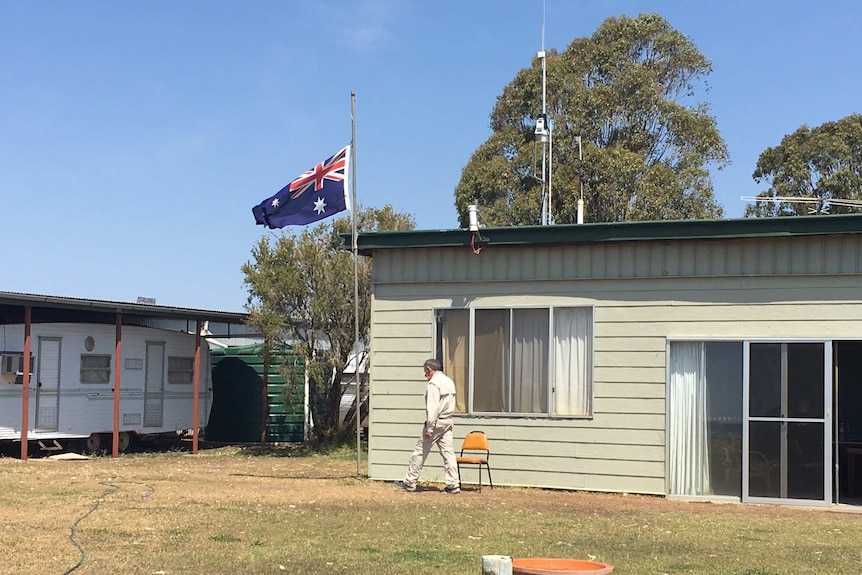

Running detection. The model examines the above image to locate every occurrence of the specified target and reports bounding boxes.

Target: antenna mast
[536,0,551,225]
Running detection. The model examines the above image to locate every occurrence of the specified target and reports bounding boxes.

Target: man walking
[395,358,460,494]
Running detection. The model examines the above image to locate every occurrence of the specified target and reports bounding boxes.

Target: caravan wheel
[117,432,131,453]
[84,433,104,454]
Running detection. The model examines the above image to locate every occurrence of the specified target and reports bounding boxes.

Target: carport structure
[0,291,249,459]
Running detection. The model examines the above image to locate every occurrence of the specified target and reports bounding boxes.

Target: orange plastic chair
[456,431,493,491]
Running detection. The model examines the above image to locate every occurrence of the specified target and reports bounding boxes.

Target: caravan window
[435,306,594,417]
[168,356,195,384]
[81,355,111,384]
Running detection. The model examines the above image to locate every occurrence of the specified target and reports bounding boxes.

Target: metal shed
[207,344,306,443]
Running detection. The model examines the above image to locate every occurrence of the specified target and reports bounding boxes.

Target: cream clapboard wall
[366,234,862,494]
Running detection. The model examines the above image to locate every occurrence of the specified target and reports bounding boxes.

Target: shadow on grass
[234,443,314,457]
[227,472,362,480]
[230,441,367,459]
[221,442,367,480]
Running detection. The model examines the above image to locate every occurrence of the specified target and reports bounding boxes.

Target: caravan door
[35,337,61,431]
[144,341,165,427]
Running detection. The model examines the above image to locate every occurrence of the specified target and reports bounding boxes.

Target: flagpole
[351,90,361,478]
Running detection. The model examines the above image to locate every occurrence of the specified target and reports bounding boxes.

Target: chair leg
[457,464,494,491]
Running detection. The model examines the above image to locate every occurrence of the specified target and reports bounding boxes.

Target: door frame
[35,336,62,431]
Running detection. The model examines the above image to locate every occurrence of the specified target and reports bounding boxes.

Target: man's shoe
[394,480,416,492]
[441,485,461,494]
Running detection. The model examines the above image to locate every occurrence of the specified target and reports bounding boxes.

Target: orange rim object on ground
[512,558,613,575]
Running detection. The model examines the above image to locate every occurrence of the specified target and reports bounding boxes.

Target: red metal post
[112,311,122,458]
[19,306,31,460]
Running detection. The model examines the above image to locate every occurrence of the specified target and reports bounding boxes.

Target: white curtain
[668,342,711,495]
[552,308,591,416]
[512,309,548,413]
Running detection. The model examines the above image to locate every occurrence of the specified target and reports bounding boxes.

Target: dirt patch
[3,444,858,520]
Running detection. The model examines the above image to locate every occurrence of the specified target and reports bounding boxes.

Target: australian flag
[253,145,351,228]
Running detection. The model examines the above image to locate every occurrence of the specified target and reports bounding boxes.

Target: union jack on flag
[288,146,348,199]
[253,145,351,228]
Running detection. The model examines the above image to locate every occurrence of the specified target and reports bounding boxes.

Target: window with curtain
[553,307,592,416]
[437,309,469,413]
[474,309,508,412]
[668,341,743,497]
[435,306,593,417]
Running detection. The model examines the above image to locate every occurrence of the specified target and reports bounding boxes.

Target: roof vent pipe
[468,204,480,232]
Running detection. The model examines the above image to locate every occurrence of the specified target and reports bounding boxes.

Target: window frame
[80,354,112,384]
[167,356,195,385]
[434,305,594,419]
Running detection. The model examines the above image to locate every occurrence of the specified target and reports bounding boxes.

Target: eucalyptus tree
[454,13,729,226]
[747,114,862,216]
[242,205,415,444]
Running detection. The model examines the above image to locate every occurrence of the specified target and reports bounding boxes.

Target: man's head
[423,358,441,380]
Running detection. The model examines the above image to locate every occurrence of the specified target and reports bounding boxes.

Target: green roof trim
[347,214,862,255]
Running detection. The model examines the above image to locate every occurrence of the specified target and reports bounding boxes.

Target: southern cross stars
[269,196,327,214]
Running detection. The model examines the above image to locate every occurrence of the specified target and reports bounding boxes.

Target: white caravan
[0,322,211,452]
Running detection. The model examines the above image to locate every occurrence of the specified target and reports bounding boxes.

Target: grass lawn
[1,444,861,575]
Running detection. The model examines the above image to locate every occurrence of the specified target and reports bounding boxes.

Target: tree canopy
[747,114,862,216]
[454,13,729,227]
[242,205,415,444]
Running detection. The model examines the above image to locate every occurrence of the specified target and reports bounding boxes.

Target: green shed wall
[206,345,305,443]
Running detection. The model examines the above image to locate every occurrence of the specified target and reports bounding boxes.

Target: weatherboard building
[353,213,862,507]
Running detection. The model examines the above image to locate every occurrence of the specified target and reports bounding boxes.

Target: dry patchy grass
[2,445,862,575]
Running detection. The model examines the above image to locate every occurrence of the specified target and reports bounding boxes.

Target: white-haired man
[395,358,460,494]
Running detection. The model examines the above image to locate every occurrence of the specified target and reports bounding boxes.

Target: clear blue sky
[1,1,859,312]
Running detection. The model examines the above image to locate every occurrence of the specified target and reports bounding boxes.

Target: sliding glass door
[668,340,833,506]
[744,342,831,505]
[667,342,743,498]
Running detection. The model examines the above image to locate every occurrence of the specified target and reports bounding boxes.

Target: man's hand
[424,429,433,438]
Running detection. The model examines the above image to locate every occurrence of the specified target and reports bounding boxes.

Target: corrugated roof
[347,213,862,255]
[0,291,248,330]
